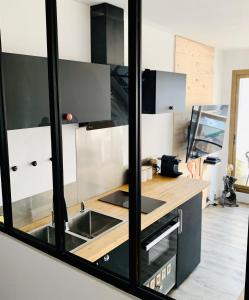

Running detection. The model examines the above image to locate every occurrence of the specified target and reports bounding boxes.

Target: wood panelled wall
[173,35,215,161]
[173,36,215,197]
[175,35,215,108]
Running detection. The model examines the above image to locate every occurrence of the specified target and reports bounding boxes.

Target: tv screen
[186,105,229,160]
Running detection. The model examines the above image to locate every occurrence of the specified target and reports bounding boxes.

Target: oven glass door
[140,219,178,282]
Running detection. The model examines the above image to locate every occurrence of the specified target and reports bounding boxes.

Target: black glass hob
[99,190,166,214]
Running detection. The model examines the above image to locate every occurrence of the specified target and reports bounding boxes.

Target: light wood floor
[170,203,249,300]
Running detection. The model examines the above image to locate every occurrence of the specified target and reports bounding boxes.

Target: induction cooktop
[99,190,166,214]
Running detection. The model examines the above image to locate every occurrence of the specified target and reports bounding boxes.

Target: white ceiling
[79,0,249,50]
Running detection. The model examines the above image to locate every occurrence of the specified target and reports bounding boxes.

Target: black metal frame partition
[0,1,248,300]
[0,0,172,299]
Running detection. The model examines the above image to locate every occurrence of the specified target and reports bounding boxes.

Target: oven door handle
[143,221,180,251]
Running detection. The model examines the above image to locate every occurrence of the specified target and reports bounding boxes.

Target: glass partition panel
[57,0,130,277]
[235,78,249,186]
[139,1,173,296]
[1,0,55,246]
[140,1,249,299]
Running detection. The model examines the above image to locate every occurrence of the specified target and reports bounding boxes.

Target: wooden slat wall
[174,35,215,108]
[173,36,215,185]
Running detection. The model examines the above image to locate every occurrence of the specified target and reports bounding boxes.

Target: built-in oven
[141,209,180,294]
[96,209,181,295]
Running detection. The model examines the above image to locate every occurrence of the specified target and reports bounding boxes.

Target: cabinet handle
[31,161,38,167]
[178,209,183,234]
[11,166,18,172]
[103,254,110,262]
[143,221,180,251]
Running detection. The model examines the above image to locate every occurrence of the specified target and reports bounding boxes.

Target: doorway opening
[229,70,249,193]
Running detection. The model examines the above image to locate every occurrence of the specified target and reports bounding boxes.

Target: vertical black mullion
[128,0,142,286]
[45,0,65,252]
[0,32,13,229]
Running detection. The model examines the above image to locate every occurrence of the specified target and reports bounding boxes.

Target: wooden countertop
[22,175,209,262]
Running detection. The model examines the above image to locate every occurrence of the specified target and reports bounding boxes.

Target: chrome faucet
[65,221,69,231]
[80,201,86,213]
[51,210,69,231]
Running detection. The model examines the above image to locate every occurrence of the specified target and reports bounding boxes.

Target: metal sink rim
[29,210,125,253]
[29,224,87,253]
[67,209,124,240]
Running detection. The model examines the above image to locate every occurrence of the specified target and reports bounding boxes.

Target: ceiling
[78,0,249,50]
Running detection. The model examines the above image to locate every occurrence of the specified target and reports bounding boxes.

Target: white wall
[141,22,175,157]
[141,22,175,158]
[0,232,136,300]
[5,125,76,203]
[125,16,175,158]
[57,0,91,62]
[0,0,91,61]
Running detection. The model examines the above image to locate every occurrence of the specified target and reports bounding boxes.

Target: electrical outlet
[167,263,172,275]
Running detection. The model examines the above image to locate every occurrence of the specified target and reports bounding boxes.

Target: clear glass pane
[139,1,249,300]
[56,0,129,277]
[1,0,55,246]
[235,78,249,186]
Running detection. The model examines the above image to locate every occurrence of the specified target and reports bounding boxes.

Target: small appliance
[160,155,182,178]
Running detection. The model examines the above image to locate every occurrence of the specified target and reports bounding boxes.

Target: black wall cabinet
[59,59,110,124]
[142,69,186,114]
[2,53,51,130]
[2,53,111,130]
[176,192,202,287]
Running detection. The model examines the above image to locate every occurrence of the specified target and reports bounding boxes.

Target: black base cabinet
[176,192,202,287]
[96,193,203,291]
[96,241,129,280]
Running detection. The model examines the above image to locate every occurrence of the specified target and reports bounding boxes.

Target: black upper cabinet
[59,59,111,124]
[2,53,51,130]
[2,52,111,130]
[91,3,124,66]
[142,69,186,114]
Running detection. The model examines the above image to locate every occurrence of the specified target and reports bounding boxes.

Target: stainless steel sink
[68,210,122,239]
[30,225,86,252]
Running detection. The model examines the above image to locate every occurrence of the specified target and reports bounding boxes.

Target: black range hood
[90,3,128,129]
[91,3,124,66]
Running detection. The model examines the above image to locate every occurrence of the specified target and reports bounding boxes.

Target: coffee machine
[160,155,182,178]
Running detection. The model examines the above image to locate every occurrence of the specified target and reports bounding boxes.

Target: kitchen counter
[21,175,209,262]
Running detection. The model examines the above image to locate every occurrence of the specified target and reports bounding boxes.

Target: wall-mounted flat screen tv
[186,105,229,161]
